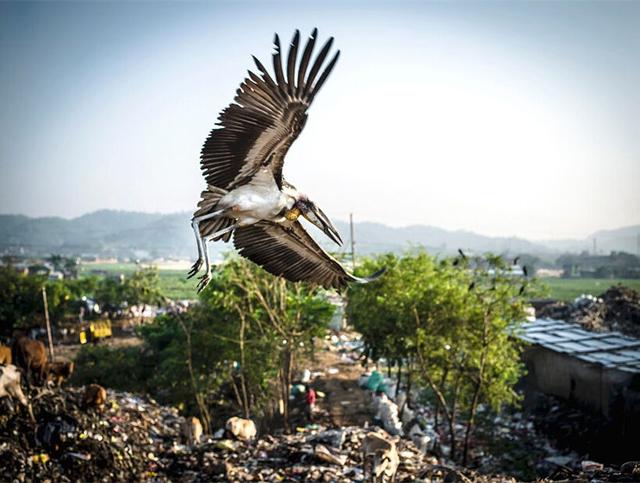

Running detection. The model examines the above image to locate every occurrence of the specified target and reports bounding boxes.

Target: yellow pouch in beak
[285,207,301,221]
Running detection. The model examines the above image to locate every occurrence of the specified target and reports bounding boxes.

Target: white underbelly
[219,169,288,225]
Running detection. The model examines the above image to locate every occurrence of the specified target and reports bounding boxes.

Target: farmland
[79,261,640,301]
[79,262,198,300]
[541,277,640,301]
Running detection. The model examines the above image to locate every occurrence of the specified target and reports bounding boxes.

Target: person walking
[305,384,317,423]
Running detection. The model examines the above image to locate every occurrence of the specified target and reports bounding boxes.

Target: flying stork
[188,29,382,292]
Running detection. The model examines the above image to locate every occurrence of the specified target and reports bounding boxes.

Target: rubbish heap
[0,382,510,482]
[2,326,639,481]
[537,285,640,337]
[0,386,184,481]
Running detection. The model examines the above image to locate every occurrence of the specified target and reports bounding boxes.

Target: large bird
[189,29,382,292]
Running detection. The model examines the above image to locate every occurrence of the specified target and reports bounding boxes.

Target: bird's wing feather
[233,221,367,289]
[200,29,340,190]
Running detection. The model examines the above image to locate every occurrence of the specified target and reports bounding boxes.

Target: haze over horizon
[1,1,639,241]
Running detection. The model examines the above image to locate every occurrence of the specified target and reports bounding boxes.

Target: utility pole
[42,286,55,359]
[593,237,597,255]
[349,213,356,271]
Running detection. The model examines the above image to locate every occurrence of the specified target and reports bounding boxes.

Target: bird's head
[285,195,343,246]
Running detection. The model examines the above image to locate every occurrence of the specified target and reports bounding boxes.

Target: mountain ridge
[0,210,637,259]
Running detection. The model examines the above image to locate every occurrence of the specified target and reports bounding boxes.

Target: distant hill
[330,221,551,256]
[0,210,638,260]
[540,225,640,255]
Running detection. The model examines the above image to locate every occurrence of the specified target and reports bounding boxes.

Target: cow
[362,430,399,483]
[182,416,203,445]
[225,416,257,441]
[12,337,48,387]
[82,384,107,412]
[47,359,75,386]
[0,364,35,421]
[0,345,11,365]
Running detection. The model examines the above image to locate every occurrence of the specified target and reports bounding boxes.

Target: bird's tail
[194,187,235,242]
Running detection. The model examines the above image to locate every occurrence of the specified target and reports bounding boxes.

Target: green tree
[123,267,166,307]
[99,257,335,432]
[204,257,334,429]
[348,251,541,462]
[0,267,46,336]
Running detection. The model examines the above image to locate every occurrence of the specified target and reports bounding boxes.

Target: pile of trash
[0,382,504,482]
[169,422,546,483]
[531,394,639,466]
[1,383,638,482]
[0,386,184,481]
[537,285,640,337]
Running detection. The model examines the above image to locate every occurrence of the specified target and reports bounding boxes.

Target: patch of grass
[542,278,640,301]
[79,262,139,275]
[157,270,198,300]
[79,263,199,300]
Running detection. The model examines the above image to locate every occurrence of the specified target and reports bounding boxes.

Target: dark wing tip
[292,29,300,45]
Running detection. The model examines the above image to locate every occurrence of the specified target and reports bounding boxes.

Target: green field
[542,278,640,301]
[80,263,640,302]
[79,263,198,300]
[155,270,199,300]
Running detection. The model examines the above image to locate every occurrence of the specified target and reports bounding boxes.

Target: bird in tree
[189,29,383,292]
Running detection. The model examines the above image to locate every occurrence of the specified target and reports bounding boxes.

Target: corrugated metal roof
[518,318,640,374]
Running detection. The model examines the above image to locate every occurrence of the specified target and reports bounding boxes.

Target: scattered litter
[537,285,640,337]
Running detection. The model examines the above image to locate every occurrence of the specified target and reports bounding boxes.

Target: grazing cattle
[47,359,75,386]
[225,416,257,441]
[0,364,35,421]
[182,416,203,445]
[0,345,11,365]
[82,384,107,412]
[362,430,399,483]
[12,337,48,387]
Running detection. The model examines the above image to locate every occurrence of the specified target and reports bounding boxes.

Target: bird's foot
[196,272,211,293]
[187,259,203,279]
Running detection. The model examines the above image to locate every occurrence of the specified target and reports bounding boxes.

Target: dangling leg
[196,222,239,292]
[196,238,212,293]
[188,209,228,279]
[187,219,205,279]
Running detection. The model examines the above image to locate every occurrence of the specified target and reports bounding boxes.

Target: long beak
[303,205,343,246]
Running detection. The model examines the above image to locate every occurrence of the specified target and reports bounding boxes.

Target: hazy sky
[1,1,638,240]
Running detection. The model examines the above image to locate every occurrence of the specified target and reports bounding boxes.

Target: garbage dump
[2,326,639,481]
[0,386,184,481]
[537,285,640,337]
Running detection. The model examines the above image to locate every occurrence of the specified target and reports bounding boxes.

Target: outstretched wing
[233,221,383,289]
[201,29,340,190]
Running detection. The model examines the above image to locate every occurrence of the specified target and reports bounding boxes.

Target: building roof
[518,318,640,374]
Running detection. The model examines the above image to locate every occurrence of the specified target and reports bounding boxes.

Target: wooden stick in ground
[42,286,54,360]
